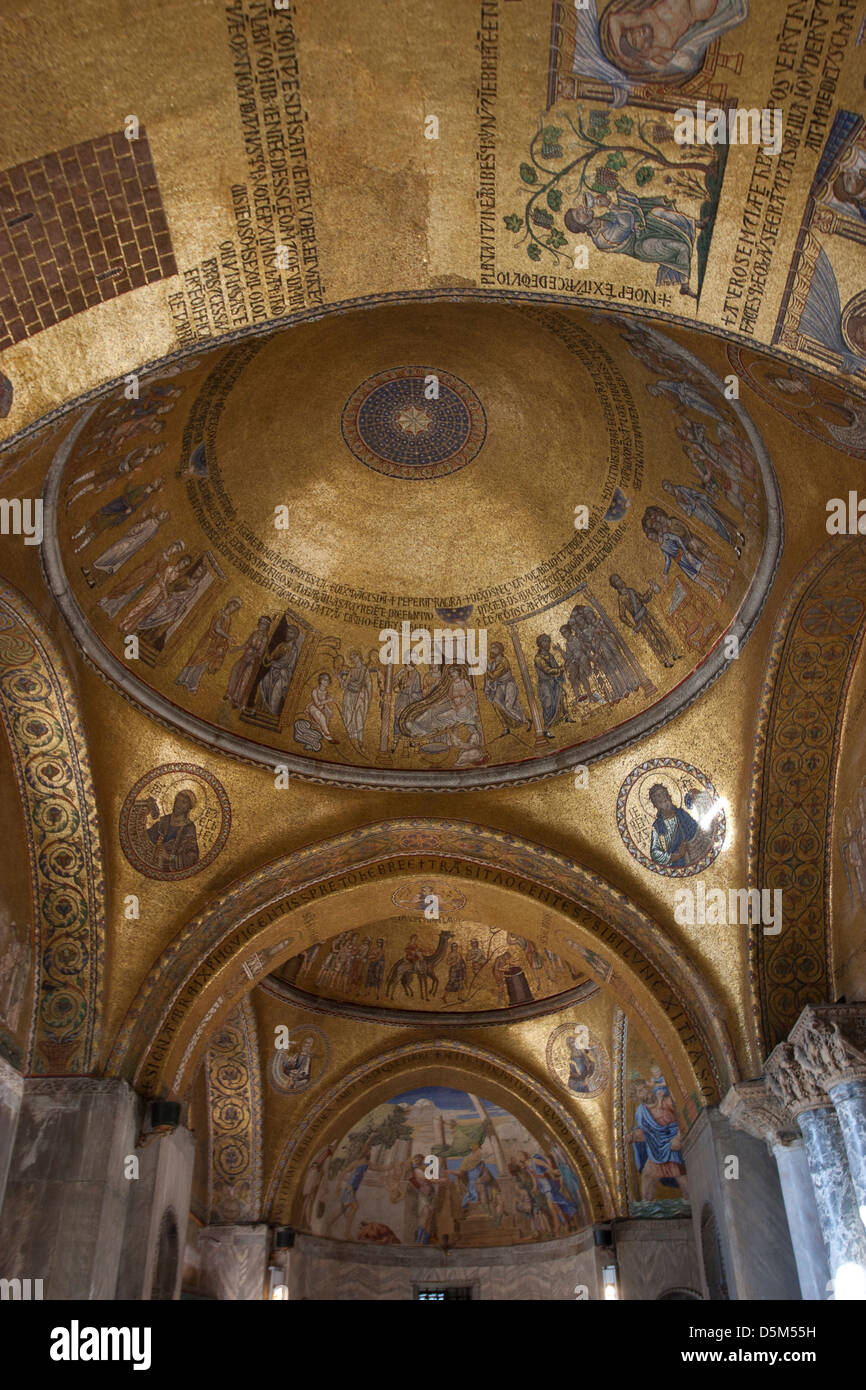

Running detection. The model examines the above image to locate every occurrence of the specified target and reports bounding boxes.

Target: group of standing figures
[534,599,655,738]
[313,1138,585,1247]
[289,926,577,1009]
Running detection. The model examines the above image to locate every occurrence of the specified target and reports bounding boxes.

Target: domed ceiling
[45,301,781,788]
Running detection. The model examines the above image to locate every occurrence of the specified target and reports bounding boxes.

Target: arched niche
[265,1042,613,1228]
[106,822,737,1109]
[747,537,866,1048]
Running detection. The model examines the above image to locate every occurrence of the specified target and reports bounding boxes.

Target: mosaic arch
[268,898,598,1021]
[204,996,263,1225]
[42,302,783,790]
[0,579,105,1073]
[747,536,866,1051]
[264,1041,614,1226]
[106,819,734,1104]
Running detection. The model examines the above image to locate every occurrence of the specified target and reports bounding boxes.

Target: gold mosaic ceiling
[0,0,865,1247]
[45,302,779,787]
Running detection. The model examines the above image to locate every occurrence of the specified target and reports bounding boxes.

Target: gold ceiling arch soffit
[204,995,264,1226]
[0,286,856,455]
[747,536,866,1052]
[259,973,602,1029]
[106,819,734,1102]
[0,578,105,1073]
[265,1039,615,1227]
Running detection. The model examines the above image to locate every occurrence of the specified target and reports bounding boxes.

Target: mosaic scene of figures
[54,312,767,778]
[301,1086,589,1248]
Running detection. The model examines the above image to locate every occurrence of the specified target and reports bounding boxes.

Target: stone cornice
[24,1076,134,1097]
[258,973,600,1028]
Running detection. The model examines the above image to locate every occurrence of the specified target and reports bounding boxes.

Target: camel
[386,929,453,1001]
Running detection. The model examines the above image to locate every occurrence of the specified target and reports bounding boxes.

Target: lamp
[267,1265,289,1300]
[602,1264,619,1300]
[137,1098,181,1148]
[149,1100,181,1132]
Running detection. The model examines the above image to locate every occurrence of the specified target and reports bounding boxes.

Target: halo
[841,290,866,356]
[635,770,682,823]
[161,779,202,821]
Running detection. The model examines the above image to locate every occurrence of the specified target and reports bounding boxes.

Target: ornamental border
[0,579,105,1073]
[339,364,487,480]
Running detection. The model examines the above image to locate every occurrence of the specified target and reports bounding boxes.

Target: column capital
[790,1005,866,1090]
[720,1077,801,1147]
[765,1042,832,1118]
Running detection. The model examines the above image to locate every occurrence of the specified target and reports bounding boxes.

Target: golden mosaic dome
[44,300,779,788]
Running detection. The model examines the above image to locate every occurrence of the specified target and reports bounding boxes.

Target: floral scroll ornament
[0,583,105,1072]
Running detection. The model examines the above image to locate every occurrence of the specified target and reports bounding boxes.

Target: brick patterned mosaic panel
[0,129,176,349]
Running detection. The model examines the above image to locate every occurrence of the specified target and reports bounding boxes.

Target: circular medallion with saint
[390,879,467,915]
[119,762,231,881]
[546,1021,610,1099]
[340,366,487,479]
[270,1026,329,1095]
[616,756,725,878]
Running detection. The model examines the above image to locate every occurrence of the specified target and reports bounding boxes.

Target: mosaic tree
[504,107,725,291]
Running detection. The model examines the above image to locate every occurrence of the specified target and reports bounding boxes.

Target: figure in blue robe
[534,635,567,737]
[648,783,700,867]
[565,188,697,291]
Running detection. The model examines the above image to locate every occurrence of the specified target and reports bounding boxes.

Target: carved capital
[790,1006,866,1091]
[765,1042,831,1118]
[720,1078,801,1147]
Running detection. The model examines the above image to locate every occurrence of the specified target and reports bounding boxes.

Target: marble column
[721,1077,828,1301]
[198,1223,270,1300]
[681,1106,800,1299]
[115,1103,195,1301]
[767,1040,866,1296]
[792,1006,866,1233]
[0,1054,23,1217]
[0,1076,138,1299]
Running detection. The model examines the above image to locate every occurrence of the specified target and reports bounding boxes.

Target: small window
[151,1208,179,1301]
[416,1286,473,1301]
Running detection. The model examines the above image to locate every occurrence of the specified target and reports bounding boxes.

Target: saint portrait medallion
[616,757,726,878]
[390,879,467,915]
[546,1020,609,1099]
[119,761,231,881]
[270,1025,330,1095]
